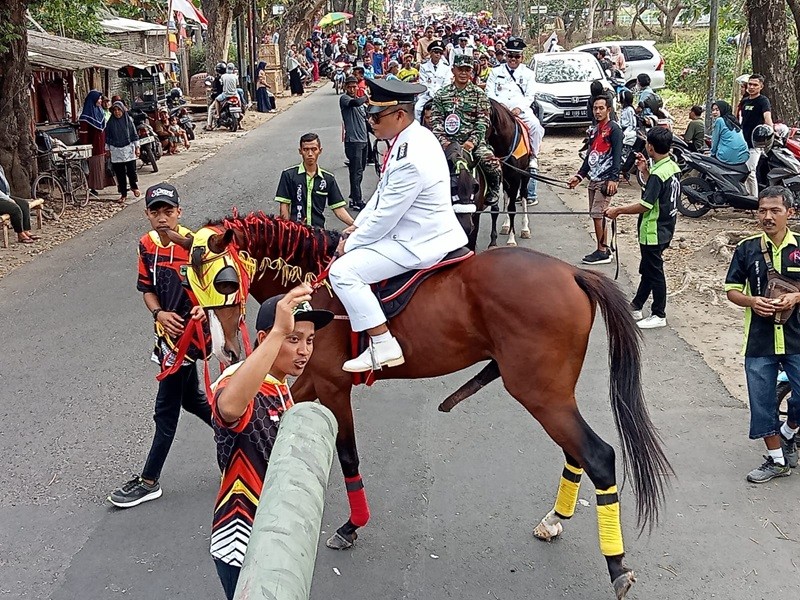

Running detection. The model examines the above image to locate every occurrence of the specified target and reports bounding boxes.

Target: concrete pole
[233,402,339,600]
[705,0,720,131]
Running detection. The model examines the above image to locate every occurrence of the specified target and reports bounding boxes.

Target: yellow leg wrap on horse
[596,486,624,556]
[553,463,583,519]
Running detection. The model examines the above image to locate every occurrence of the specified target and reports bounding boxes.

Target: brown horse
[171,214,672,599]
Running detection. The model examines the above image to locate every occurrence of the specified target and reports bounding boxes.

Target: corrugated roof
[27,30,170,72]
[101,17,167,35]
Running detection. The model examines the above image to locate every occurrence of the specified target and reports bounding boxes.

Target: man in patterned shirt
[209,284,333,599]
[108,183,211,508]
[430,54,502,206]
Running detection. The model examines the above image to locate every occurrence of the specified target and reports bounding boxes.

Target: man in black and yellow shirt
[725,186,800,483]
[108,183,213,508]
[275,132,354,229]
[606,127,680,330]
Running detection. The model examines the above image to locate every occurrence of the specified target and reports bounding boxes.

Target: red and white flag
[171,0,208,26]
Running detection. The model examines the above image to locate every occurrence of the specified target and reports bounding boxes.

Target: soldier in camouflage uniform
[430,54,502,206]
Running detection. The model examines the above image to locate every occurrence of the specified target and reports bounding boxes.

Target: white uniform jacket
[485,63,537,112]
[417,59,453,104]
[344,121,468,269]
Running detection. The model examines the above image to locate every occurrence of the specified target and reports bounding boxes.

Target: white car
[572,40,666,90]
[527,52,614,128]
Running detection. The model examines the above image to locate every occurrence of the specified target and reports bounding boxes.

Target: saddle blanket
[350,247,474,386]
[511,116,531,160]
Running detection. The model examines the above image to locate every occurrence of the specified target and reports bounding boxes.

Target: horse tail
[574,269,673,533]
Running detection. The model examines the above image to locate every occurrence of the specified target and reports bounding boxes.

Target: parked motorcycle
[130,109,160,173]
[679,125,800,217]
[618,114,688,187]
[216,96,243,132]
[166,87,195,142]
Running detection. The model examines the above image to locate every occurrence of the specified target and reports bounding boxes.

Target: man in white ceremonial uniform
[414,40,453,123]
[485,37,541,140]
[330,78,468,373]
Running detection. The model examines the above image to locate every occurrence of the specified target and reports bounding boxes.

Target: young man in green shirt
[606,127,681,329]
[683,105,706,152]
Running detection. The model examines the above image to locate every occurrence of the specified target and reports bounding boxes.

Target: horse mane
[488,98,515,138]
[207,212,340,280]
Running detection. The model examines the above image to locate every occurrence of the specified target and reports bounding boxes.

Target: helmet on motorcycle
[215,62,227,74]
[752,124,774,152]
[774,122,790,143]
[226,62,235,73]
[169,87,182,99]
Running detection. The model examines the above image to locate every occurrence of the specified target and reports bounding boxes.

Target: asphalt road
[1,85,798,600]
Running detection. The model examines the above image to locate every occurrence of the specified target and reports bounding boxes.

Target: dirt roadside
[538,128,755,404]
[0,81,326,281]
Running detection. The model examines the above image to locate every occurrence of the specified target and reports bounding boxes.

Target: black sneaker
[582,249,613,265]
[349,201,366,211]
[108,476,163,508]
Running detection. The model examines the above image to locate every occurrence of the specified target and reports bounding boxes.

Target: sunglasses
[507,53,522,59]
[368,107,405,123]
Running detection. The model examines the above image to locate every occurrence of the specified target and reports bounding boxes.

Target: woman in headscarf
[710,100,749,166]
[255,61,277,112]
[285,45,304,96]
[609,45,626,77]
[78,90,114,195]
[104,101,141,203]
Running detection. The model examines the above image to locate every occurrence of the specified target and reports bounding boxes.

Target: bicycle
[32,147,91,220]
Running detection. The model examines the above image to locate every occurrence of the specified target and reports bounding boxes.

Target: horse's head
[167,225,256,367]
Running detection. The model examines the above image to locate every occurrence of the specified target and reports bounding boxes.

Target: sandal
[25,234,40,240]
[18,238,35,244]
[117,196,126,204]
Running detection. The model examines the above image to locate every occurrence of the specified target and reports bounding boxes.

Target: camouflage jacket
[430,81,491,147]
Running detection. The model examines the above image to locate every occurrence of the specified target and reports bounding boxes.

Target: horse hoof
[533,520,563,542]
[521,230,531,239]
[326,531,357,550]
[506,240,517,247]
[612,571,636,599]
[500,225,510,235]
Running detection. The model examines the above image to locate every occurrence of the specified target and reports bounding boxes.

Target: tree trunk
[586,0,598,42]
[0,1,37,196]
[201,0,236,73]
[747,0,799,120]
[787,0,800,103]
[662,7,682,41]
[356,0,369,28]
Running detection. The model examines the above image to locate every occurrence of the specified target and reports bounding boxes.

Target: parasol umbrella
[317,12,352,28]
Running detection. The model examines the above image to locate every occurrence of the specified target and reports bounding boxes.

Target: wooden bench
[1,198,43,248]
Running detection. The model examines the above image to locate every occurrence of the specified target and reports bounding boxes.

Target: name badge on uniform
[444,113,461,135]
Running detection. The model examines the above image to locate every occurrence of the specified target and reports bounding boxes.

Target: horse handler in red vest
[329,78,468,373]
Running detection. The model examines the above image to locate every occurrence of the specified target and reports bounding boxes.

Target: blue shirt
[372,53,384,76]
[710,118,749,165]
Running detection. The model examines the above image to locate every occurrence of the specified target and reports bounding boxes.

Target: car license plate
[565,109,586,118]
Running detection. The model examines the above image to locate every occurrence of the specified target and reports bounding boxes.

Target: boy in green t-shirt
[683,105,706,152]
[606,127,681,330]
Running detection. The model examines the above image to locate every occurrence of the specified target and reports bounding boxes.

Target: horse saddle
[509,116,531,160]
[370,247,474,320]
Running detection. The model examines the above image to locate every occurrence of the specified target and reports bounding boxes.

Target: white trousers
[745,148,761,198]
[329,248,409,331]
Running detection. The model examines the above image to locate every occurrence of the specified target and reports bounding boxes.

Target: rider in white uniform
[330,79,468,372]
[485,37,541,139]
[414,40,453,123]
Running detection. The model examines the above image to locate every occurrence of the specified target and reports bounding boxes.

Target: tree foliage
[29,0,107,43]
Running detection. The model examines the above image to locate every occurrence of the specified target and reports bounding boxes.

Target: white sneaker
[631,309,643,321]
[343,336,405,372]
[637,315,667,329]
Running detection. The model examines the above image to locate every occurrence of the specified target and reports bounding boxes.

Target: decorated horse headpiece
[186,225,256,309]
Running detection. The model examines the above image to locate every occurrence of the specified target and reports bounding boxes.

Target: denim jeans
[744,354,800,439]
[526,166,538,200]
[214,558,240,600]
[141,364,212,481]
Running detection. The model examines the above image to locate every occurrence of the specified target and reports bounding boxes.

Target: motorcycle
[618,114,688,187]
[166,88,195,142]
[216,95,243,132]
[332,61,349,95]
[679,137,800,217]
[130,109,160,173]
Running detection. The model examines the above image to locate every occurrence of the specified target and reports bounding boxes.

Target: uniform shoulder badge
[397,142,408,160]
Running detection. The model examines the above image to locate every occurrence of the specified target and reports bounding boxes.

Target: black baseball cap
[255,294,334,332]
[145,183,180,208]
